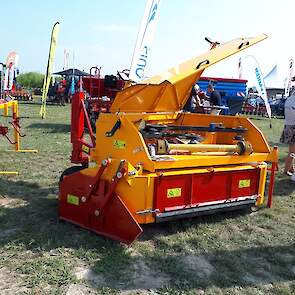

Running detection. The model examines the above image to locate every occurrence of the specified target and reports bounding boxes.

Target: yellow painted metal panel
[144,35,267,84]
[256,163,267,206]
[91,112,277,173]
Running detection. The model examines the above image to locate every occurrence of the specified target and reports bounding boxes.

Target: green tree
[17,72,45,88]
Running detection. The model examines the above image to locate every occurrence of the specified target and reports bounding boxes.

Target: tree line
[17,72,45,89]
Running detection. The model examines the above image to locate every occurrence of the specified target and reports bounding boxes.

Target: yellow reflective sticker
[167,188,182,198]
[113,140,126,149]
[239,179,251,188]
[67,194,79,205]
[82,145,90,154]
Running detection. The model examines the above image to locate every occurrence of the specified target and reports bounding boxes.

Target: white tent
[264,64,286,89]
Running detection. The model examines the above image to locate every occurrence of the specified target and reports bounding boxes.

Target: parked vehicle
[242,96,267,116]
[270,98,286,117]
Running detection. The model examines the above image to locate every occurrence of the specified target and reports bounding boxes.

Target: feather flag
[129,0,161,82]
[40,22,60,119]
[63,49,70,70]
[284,58,294,97]
[3,51,19,91]
[245,55,271,119]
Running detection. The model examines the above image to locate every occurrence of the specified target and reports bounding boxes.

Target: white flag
[245,55,271,118]
[284,58,294,97]
[3,51,19,91]
[64,49,70,70]
[129,0,161,83]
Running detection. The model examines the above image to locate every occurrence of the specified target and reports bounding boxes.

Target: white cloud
[93,24,136,33]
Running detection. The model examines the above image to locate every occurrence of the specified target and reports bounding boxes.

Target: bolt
[94,210,100,216]
[81,196,86,203]
[117,172,123,179]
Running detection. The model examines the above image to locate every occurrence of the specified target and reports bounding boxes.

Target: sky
[2,0,295,87]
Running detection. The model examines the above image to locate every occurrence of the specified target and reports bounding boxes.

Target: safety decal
[82,145,90,154]
[67,194,79,206]
[167,188,182,198]
[239,179,251,188]
[113,139,126,149]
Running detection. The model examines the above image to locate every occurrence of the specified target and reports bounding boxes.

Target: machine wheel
[59,165,86,185]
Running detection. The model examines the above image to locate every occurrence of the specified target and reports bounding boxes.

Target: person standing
[207,84,222,106]
[280,88,295,176]
[184,84,203,113]
[206,84,222,115]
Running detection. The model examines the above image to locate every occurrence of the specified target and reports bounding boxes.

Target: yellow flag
[40,22,60,119]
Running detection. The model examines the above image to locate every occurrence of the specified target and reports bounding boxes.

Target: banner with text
[129,0,161,83]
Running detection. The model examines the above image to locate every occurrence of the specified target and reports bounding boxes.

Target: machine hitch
[59,159,143,244]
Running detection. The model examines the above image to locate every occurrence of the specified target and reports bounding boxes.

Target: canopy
[53,68,89,76]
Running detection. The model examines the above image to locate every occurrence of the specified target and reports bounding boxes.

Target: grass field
[0,102,295,295]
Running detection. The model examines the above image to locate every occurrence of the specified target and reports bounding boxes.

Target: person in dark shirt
[207,84,221,106]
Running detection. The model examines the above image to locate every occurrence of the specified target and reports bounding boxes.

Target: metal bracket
[105,119,121,137]
[10,121,25,137]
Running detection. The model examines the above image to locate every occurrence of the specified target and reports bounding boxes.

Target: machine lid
[110,34,267,113]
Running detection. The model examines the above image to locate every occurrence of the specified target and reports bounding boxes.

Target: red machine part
[267,147,279,208]
[70,68,126,165]
[83,75,125,99]
[59,160,143,244]
[154,169,259,213]
[59,163,262,244]
[71,92,96,165]
[0,125,16,144]
[82,70,125,121]
[0,125,8,133]
[0,121,24,145]
[0,125,9,137]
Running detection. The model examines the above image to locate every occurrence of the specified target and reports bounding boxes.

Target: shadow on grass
[143,243,295,291]
[28,123,71,133]
[0,178,294,291]
[140,208,251,241]
[273,176,295,196]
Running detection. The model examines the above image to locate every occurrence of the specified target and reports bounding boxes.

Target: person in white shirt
[184,84,203,113]
[280,88,295,175]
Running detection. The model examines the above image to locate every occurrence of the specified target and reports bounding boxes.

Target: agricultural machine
[59,34,278,244]
[0,58,37,174]
[0,99,38,175]
[0,99,22,146]
[82,67,127,130]
[0,100,23,174]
